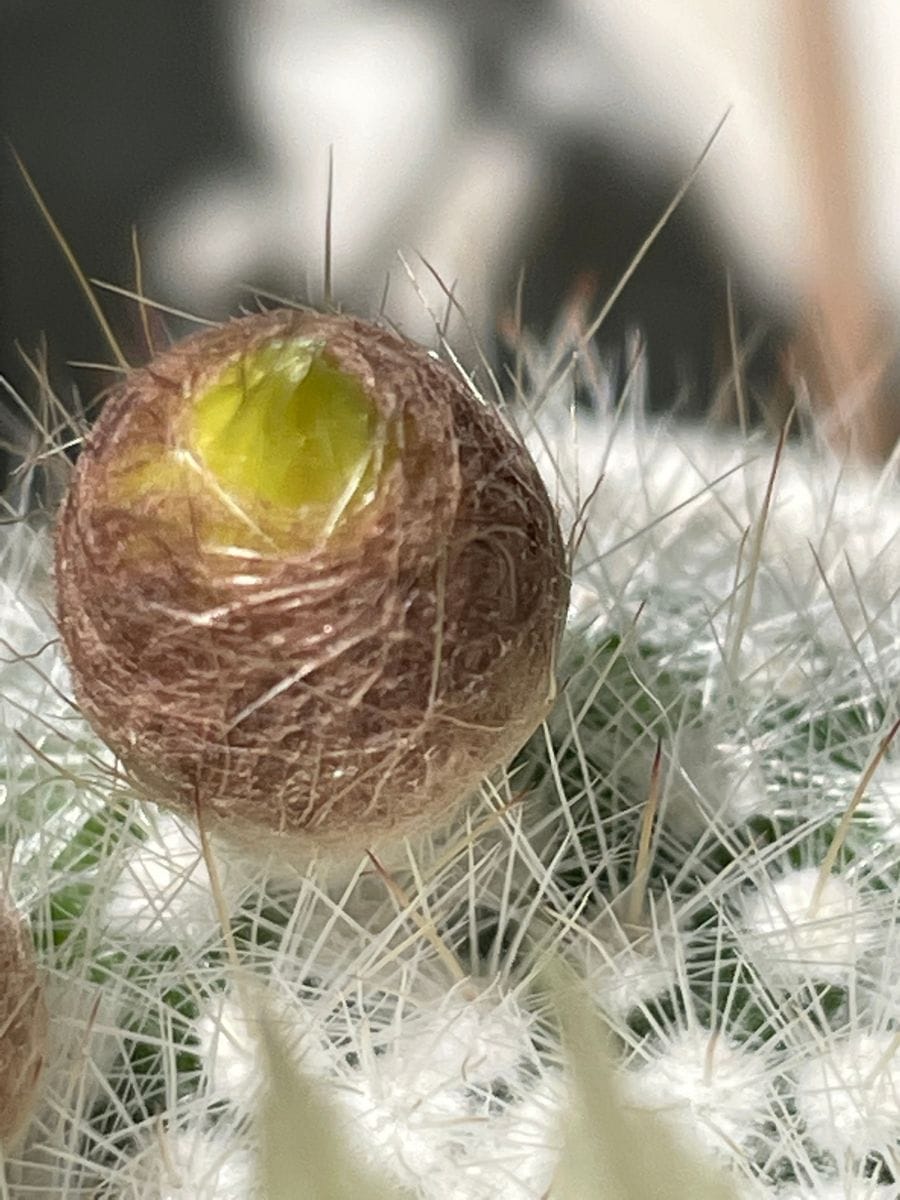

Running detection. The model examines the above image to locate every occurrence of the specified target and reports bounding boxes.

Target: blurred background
[2,0,898,480]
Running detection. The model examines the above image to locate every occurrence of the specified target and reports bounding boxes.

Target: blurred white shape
[842,2,900,313]
[558,0,802,309]
[151,169,269,310]
[152,0,469,327]
[151,0,900,344]
[238,0,460,266]
[390,123,542,343]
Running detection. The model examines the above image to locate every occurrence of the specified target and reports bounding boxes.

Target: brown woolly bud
[55,309,569,854]
[0,894,46,1146]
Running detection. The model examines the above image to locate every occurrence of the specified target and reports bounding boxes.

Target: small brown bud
[55,310,569,855]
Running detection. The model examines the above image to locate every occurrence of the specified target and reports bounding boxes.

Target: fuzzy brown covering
[0,895,46,1146]
[55,310,569,854]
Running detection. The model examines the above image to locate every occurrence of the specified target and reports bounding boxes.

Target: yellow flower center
[114,338,392,555]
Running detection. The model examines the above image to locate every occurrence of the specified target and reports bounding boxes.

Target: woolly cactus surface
[0,312,898,1198]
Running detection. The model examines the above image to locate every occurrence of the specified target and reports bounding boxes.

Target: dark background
[0,1,781,490]
[1,2,242,404]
